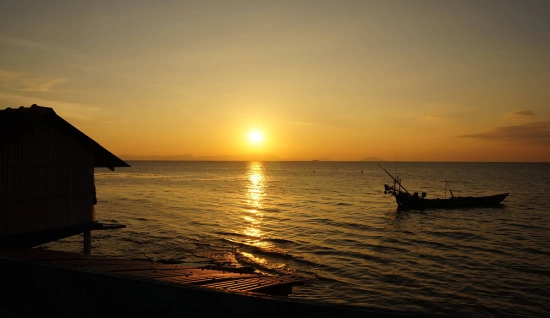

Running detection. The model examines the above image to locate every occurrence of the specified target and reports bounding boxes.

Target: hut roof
[0,104,130,171]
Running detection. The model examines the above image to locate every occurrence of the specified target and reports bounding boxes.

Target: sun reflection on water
[241,251,267,265]
[243,162,265,239]
[238,162,289,272]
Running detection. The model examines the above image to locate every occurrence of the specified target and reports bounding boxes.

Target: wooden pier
[0,247,303,296]
[0,247,417,317]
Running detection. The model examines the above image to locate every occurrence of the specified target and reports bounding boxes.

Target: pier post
[83,231,91,255]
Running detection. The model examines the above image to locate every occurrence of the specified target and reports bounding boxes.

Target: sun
[248,130,263,144]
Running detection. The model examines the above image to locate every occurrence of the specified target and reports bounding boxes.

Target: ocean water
[44,161,550,317]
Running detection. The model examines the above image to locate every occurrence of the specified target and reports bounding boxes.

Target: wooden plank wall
[0,124,95,236]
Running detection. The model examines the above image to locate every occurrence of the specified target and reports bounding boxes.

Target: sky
[1,0,549,162]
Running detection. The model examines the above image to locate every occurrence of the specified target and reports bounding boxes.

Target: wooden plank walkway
[0,247,305,296]
[0,247,419,317]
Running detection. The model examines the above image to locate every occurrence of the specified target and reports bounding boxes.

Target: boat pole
[378,164,411,195]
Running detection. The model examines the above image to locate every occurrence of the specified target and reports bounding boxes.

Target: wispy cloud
[423,115,443,121]
[0,36,82,60]
[0,69,66,92]
[289,121,320,126]
[0,69,21,87]
[105,120,127,125]
[508,110,535,117]
[459,121,550,146]
[23,78,67,92]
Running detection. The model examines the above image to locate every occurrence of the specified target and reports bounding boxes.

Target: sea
[43,161,550,317]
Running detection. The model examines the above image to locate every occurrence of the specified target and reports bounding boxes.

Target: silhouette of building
[0,104,129,249]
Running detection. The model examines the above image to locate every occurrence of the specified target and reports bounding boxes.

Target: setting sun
[248,131,263,144]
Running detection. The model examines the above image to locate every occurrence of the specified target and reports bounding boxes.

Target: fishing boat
[379,164,509,210]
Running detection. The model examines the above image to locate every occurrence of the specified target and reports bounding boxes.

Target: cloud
[459,121,550,145]
[0,69,66,92]
[0,69,21,87]
[0,36,82,60]
[288,120,319,126]
[508,110,535,117]
[105,120,127,125]
[23,78,67,92]
[423,115,443,121]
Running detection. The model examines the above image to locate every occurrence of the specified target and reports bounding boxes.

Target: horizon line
[118,159,549,163]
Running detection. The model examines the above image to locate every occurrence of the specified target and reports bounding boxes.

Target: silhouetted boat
[379,164,509,210]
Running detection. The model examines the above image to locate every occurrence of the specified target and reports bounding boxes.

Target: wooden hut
[0,104,129,249]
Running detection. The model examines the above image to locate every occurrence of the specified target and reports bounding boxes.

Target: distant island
[311,157,331,161]
[360,156,385,161]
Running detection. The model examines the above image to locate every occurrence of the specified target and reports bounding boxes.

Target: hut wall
[0,124,95,236]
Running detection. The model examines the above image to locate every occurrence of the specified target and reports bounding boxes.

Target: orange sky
[1,1,549,161]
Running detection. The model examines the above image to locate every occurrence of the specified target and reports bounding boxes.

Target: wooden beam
[83,231,91,255]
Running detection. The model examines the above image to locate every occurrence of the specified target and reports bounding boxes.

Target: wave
[213,231,296,244]
[261,207,282,212]
[192,236,325,273]
[307,217,375,232]
[424,230,487,241]
[335,202,353,206]
[263,237,295,244]
[220,238,291,257]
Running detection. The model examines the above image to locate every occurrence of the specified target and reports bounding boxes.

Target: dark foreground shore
[0,254,425,318]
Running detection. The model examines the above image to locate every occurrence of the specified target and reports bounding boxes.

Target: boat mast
[443,180,455,198]
[448,180,454,198]
[378,164,411,195]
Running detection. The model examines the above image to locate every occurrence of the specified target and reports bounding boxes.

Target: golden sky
[1,0,549,161]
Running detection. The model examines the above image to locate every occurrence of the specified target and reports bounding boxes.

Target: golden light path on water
[240,162,286,269]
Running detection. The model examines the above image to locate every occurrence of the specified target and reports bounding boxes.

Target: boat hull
[395,193,509,210]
